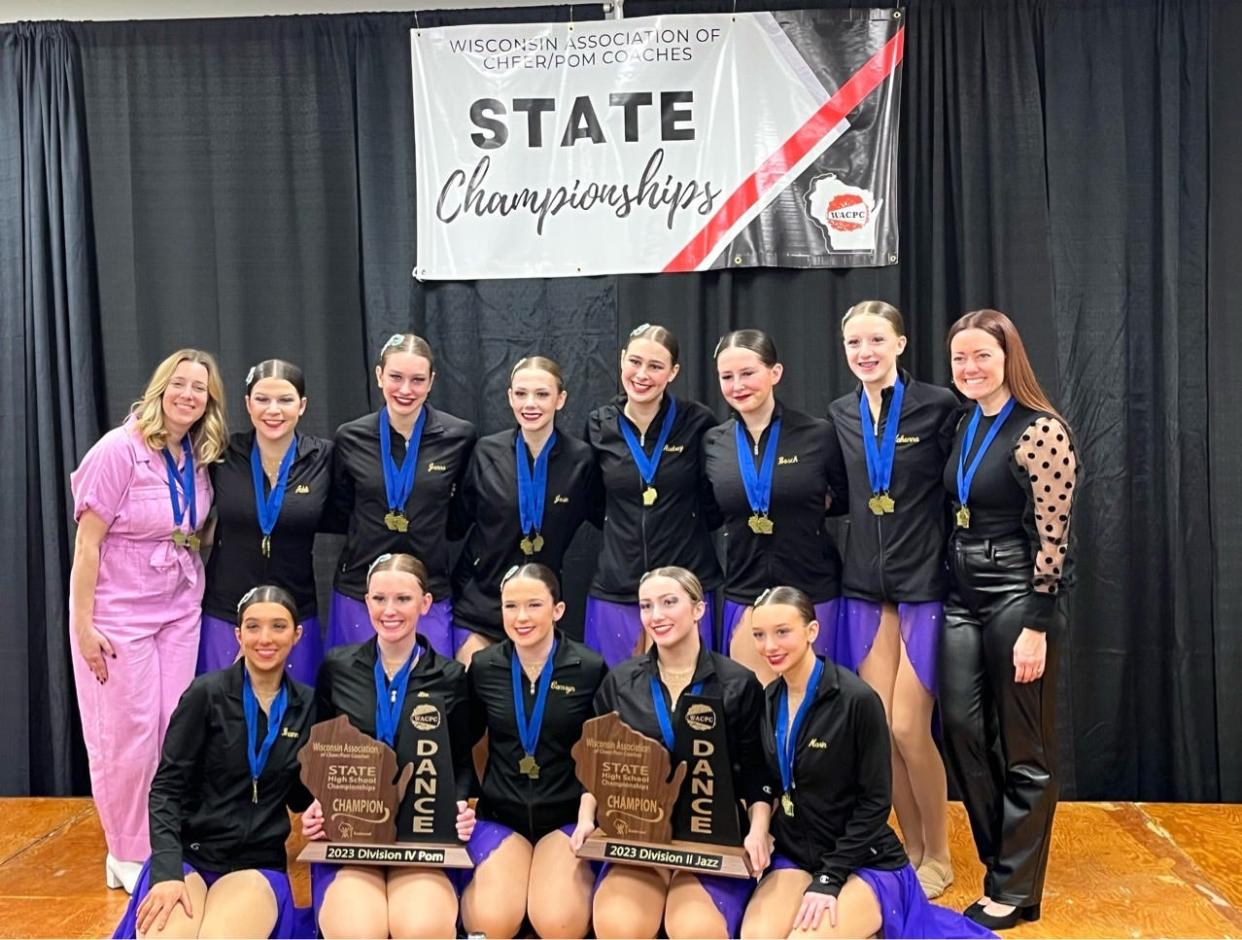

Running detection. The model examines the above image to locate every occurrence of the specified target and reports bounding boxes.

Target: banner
[410,10,904,280]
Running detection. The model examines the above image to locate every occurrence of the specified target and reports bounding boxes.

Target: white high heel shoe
[105,853,143,894]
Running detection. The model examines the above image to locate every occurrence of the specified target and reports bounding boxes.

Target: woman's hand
[743,829,772,877]
[302,799,325,840]
[794,890,837,932]
[1013,628,1047,684]
[135,879,192,935]
[455,800,476,842]
[74,623,115,684]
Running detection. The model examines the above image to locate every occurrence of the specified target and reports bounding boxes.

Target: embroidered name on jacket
[295,484,311,494]
[807,738,828,749]
[551,681,577,694]
[777,455,800,465]
[553,495,569,504]
[895,435,921,445]
[426,461,448,472]
[663,444,685,453]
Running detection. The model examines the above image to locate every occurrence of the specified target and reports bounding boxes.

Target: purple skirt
[196,613,324,686]
[596,861,754,937]
[768,855,996,939]
[327,590,455,657]
[113,859,307,939]
[838,599,943,696]
[722,597,841,659]
[461,818,591,891]
[584,594,716,668]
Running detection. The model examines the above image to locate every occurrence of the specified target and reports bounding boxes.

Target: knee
[529,904,589,940]
[462,885,524,940]
[665,906,727,940]
[388,903,457,940]
[593,896,659,940]
[741,911,789,940]
[319,907,387,940]
[890,705,925,753]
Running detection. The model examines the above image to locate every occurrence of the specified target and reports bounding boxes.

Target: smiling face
[508,368,566,435]
[501,575,565,652]
[950,328,1008,405]
[621,337,679,406]
[749,603,818,676]
[638,575,705,650]
[716,347,782,416]
[843,313,907,387]
[366,569,433,647]
[246,377,305,443]
[161,360,210,438]
[375,351,435,419]
[235,601,301,676]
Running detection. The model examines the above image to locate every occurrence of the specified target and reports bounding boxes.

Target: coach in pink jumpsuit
[68,349,228,892]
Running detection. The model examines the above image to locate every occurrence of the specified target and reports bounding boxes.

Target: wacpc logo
[410,704,441,731]
[805,174,882,253]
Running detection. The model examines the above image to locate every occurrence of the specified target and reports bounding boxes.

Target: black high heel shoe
[966,902,1041,930]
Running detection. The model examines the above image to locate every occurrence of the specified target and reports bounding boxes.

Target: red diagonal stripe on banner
[662,27,905,273]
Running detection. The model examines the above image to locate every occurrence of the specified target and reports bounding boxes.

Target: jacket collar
[494,629,583,669]
[642,635,715,685]
[228,429,326,470]
[350,634,448,680]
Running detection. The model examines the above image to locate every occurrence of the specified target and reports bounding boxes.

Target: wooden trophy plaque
[572,709,752,878]
[296,710,472,868]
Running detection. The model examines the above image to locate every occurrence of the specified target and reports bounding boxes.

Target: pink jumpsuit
[69,419,213,862]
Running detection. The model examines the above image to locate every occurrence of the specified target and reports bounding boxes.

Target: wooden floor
[0,799,1238,938]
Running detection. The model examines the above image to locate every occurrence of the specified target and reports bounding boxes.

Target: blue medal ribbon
[734,418,782,518]
[511,637,559,762]
[617,397,678,489]
[515,430,557,539]
[955,398,1017,512]
[161,436,197,531]
[649,674,704,753]
[378,407,427,515]
[242,669,289,803]
[776,657,824,797]
[859,377,905,497]
[373,647,420,747]
[250,435,298,548]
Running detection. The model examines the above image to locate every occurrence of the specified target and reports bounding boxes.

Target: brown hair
[625,323,680,366]
[236,584,300,626]
[639,565,705,606]
[366,553,430,593]
[947,309,1060,417]
[713,329,778,367]
[500,563,562,604]
[510,356,565,392]
[754,585,817,627]
[130,348,229,463]
[377,333,435,373]
[841,300,906,337]
[246,359,306,397]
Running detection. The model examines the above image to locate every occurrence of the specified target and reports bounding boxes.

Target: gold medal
[518,754,540,779]
[781,792,794,816]
[520,536,534,556]
[879,493,896,513]
[186,533,201,552]
[642,486,658,506]
[531,533,544,553]
[748,513,774,535]
[171,530,187,546]
[956,505,970,528]
[261,534,271,558]
[868,495,886,515]
[384,511,409,532]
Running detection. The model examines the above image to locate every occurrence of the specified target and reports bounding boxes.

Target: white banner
[411,10,903,280]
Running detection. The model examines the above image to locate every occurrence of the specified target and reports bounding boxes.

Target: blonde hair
[841,300,906,337]
[625,323,680,365]
[130,349,228,463]
[639,565,705,606]
[510,355,565,392]
[366,553,430,592]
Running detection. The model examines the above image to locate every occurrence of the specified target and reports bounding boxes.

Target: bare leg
[740,868,810,940]
[791,874,882,939]
[730,607,776,686]
[665,871,728,940]
[892,638,952,871]
[386,867,459,939]
[527,829,594,939]
[197,870,278,939]
[318,866,388,940]
[461,832,532,939]
[857,604,923,865]
[593,865,670,939]
[138,872,207,940]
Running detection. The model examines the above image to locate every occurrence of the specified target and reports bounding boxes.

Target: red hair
[947,309,1060,419]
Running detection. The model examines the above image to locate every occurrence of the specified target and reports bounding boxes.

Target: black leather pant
[941,533,1060,907]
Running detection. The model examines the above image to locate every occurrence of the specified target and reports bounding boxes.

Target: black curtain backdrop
[0,0,1237,801]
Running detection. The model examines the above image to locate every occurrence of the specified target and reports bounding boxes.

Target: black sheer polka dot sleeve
[1013,416,1078,630]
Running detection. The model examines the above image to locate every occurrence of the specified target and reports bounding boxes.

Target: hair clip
[367,553,395,578]
[385,334,405,349]
[500,564,522,586]
[754,588,774,606]
[236,586,260,613]
[629,322,652,336]
[245,366,257,386]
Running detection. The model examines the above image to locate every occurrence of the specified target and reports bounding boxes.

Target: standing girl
[451,357,597,664]
[200,359,332,683]
[327,334,476,656]
[585,324,722,666]
[827,301,960,897]
[70,349,226,891]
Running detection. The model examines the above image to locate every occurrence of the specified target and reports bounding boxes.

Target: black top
[203,432,333,621]
[586,395,723,602]
[942,402,1079,631]
[763,658,907,897]
[148,662,316,884]
[827,373,962,603]
[315,635,473,803]
[467,632,607,841]
[593,644,771,807]
[702,402,846,604]
[327,405,476,601]
[452,430,599,639]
